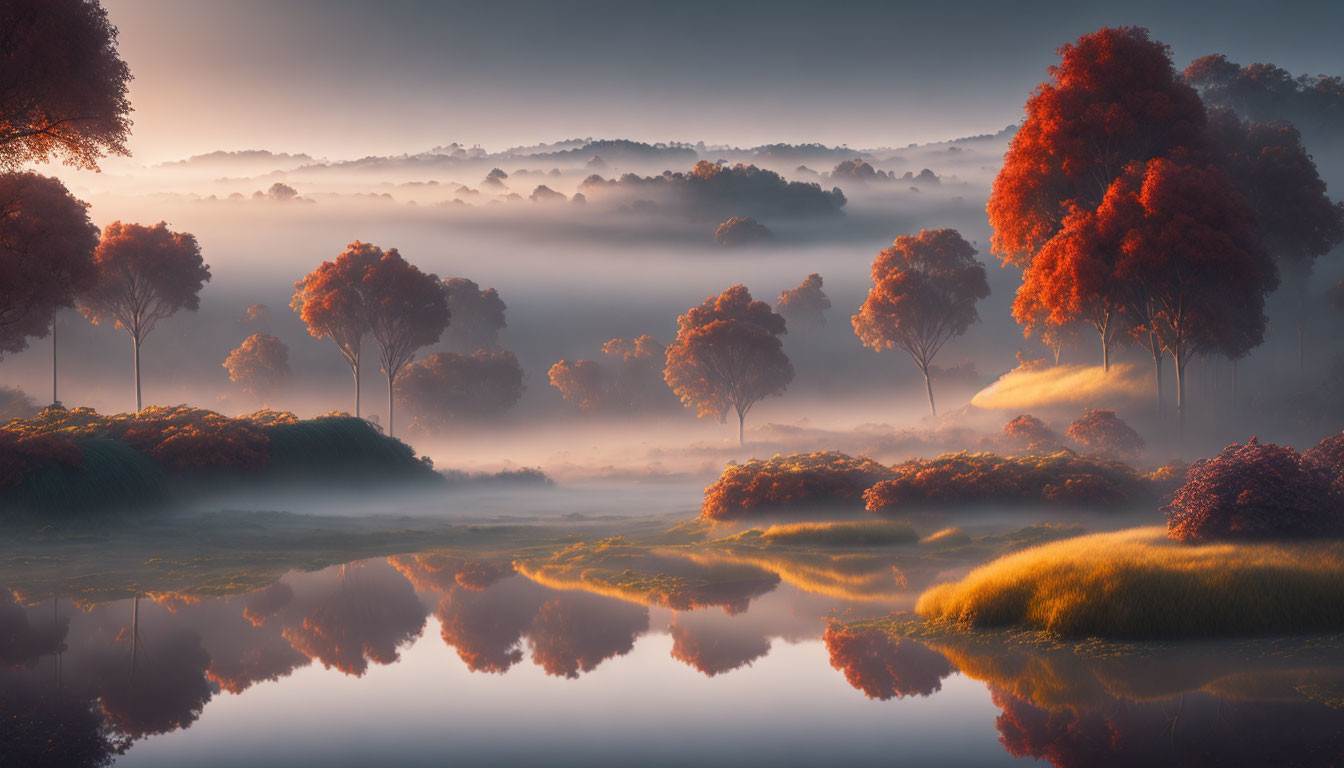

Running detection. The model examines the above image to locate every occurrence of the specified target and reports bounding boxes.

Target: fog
[7,127,1343,511]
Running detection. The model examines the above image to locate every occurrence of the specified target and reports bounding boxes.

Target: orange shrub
[863,450,1149,513]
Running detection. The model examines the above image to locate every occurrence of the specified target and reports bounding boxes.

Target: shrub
[863,450,1149,513]
[713,216,772,246]
[700,451,895,521]
[1303,429,1344,494]
[1001,414,1061,452]
[1164,437,1343,541]
[1065,409,1144,458]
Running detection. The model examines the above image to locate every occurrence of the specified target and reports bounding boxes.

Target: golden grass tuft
[915,527,1344,638]
[758,520,918,547]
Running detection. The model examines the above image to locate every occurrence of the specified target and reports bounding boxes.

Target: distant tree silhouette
[80,222,210,411]
[853,229,989,417]
[0,0,132,171]
[396,349,524,433]
[713,216,772,246]
[223,333,291,402]
[549,335,673,413]
[665,286,793,445]
[238,303,272,333]
[776,273,830,328]
[441,278,506,352]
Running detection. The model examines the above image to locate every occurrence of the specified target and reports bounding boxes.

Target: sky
[97,0,1344,163]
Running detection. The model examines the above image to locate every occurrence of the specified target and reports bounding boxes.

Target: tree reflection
[823,624,954,700]
[528,593,650,679]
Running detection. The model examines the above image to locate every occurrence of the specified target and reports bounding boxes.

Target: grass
[921,527,971,547]
[757,520,919,547]
[915,527,1344,639]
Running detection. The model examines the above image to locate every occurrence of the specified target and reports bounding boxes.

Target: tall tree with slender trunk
[79,221,209,411]
[853,229,989,418]
[0,173,98,403]
[360,249,450,437]
[292,242,381,418]
[665,285,792,446]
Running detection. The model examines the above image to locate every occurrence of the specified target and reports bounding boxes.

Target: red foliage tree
[1304,430,1344,495]
[1117,158,1278,426]
[776,272,830,329]
[222,333,291,402]
[79,222,210,411]
[988,27,1208,269]
[0,173,99,405]
[1065,409,1144,459]
[1164,437,1343,541]
[852,229,989,417]
[665,285,793,445]
[547,358,604,412]
[292,242,379,418]
[0,0,132,171]
[359,248,450,437]
[395,349,524,433]
[441,277,506,352]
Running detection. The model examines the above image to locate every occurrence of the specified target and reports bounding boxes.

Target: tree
[852,229,989,417]
[395,349,524,433]
[0,0,132,171]
[1116,158,1278,427]
[664,285,793,445]
[1185,54,1344,152]
[713,216,772,246]
[361,248,450,437]
[988,27,1208,270]
[238,302,271,333]
[441,278,506,352]
[0,172,99,404]
[79,221,210,411]
[1012,192,1136,372]
[549,335,673,413]
[292,242,380,418]
[1206,109,1344,374]
[223,333,291,402]
[776,273,830,329]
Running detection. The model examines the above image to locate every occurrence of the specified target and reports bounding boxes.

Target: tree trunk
[1101,334,1110,373]
[1232,359,1238,402]
[923,367,937,418]
[1175,356,1187,436]
[1153,353,1163,417]
[133,334,142,411]
[353,361,361,418]
[387,371,395,438]
[50,315,58,406]
[737,409,745,447]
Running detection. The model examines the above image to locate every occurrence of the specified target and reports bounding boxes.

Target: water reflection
[824,623,1344,767]
[3,552,1342,766]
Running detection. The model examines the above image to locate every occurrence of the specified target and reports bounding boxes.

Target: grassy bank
[915,527,1344,638]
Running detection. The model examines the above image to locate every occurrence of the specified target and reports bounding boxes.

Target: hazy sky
[101,0,1344,163]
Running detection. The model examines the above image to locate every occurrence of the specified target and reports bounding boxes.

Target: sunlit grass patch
[758,520,918,547]
[915,527,1344,638]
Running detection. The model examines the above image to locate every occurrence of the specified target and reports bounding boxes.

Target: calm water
[4,554,1342,768]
